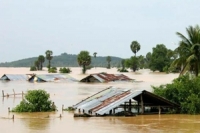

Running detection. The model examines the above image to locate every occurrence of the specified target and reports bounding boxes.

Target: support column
[129,99,131,112]
[140,94,144,114]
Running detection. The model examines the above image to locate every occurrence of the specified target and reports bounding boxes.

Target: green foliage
[45,50,53,69]
[149,44,171,72]
[130,41,141,56]
[48,67,57,73]
[59,67,71,73]
[63,106,75,111]
[125,56,139,72]
[153,74,200,114]
[0,53,122,67]
[77,51,91,74]
[106,56,111,69]
[30,66,37,71]
[38,55,45,70]
[172,25,200,76]
[12,90,56,112]
[117,68,129,72]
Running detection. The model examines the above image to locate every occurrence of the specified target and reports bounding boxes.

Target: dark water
[1,69,198,133]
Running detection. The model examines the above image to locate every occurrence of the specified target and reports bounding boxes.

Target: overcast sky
[0,0,199,62]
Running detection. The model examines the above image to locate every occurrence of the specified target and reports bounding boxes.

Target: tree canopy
[12,90,56,112]
[77,51,91,74]
[149,44,171,72]
[130,41,141,56]
[45,50,53,69]
[171,25,200,76]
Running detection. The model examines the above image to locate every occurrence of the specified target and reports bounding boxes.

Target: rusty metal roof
[80,73,133,83]
[73,87,179,115]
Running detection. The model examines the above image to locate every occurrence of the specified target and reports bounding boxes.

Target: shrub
[153,74,200,114]
[117,68,129,72]
[12,89,56,112]
[30,66,37,71]
[59,67,71,73]
[48,67,57,73]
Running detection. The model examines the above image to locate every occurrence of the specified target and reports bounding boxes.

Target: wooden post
[140,94,144,114]
[137,101,140,114]
[2,90,4,97]
[129,99,131,112]
[12,115,14,119]
[158,106,161,115]
[13,89,15,97]
[62,105,64,111]
[22,91,24,98]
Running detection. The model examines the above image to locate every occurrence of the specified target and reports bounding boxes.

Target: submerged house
[80,73,133,83]
[0,74,32,81]
[29,74,78,82]
[73,87,179,117]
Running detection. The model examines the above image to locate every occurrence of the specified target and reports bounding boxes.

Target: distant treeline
[0,53,123,68]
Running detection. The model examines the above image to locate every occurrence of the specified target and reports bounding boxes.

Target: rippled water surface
[1,67,199,133]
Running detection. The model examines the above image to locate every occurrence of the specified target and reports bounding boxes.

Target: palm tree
[93,52,97,68]
[45,50,53,69]
[130,41,141,56]
[172,25,200,76]
[106,56,111,69]
[38,55,45,70]
[77,51,91,74]
[93,52,97,58]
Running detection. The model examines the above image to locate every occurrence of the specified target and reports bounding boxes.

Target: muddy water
[1,67,199,133]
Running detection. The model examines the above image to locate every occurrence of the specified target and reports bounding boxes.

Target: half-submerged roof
[0,74,31,81]
[73,87,179,115]
[29,74,78,82]
[80,73,133,83]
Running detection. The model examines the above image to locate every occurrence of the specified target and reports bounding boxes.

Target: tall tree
[106,56,111,69]
[125,56,138,72]
[149,44,170,72]
[45,50,53,69]
[130,41,141,56]
[34,60,40,70]
[38,55,45,70]
[93,52,97,68]
[93,52,97,58]
[171,25,200,76]
[77,51,91,74]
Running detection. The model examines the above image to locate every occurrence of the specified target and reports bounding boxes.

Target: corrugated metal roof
[31,74,78,82]
[0,74,29,81]
[73,87,179,116]
[80,73,133,83]
[96,90,142,115]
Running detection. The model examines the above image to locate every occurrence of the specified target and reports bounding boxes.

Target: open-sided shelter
[73,87,179,117]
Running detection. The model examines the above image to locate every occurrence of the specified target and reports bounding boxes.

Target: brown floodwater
[1,67,199,133]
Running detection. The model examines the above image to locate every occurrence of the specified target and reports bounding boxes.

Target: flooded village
[1,67,200,133]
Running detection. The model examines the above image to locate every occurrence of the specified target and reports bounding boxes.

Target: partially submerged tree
[149,44,171,72]
[77,51,91,74]
[106,56,111,69]
[93,52,97,58]
[125,56,138,72]
[45,50,53,69]
[153,74,200,114]
[12,89,56,112]
[38,55,45,70]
